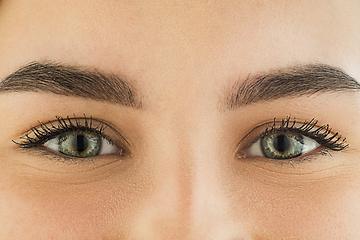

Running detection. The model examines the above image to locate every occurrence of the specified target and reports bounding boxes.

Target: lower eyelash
[13,115,111,149]
[262,117,348,152]
[264,148,332,167]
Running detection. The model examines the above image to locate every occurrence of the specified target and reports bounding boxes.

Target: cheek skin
[0,180,123,239]
[224,158,360,239]
[0,159,154,239]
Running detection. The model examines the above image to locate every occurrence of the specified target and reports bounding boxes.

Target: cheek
[0,168,152,239]
[225,164,360,239]
[249,185,360,238]
[0,183,121,239]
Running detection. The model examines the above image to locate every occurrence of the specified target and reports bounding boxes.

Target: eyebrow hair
[227,64,360,109]
[0,62,141,108]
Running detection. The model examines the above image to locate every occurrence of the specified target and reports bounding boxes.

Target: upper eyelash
[15,115,349,156]
[13,115,111,149]
[260,116,348,151]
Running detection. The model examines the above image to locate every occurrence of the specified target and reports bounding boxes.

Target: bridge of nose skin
[125,74,252,239]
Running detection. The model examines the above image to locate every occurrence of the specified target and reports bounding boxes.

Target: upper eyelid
[13,115,131,150]
[236,120,280,149]
[236,117,348,152]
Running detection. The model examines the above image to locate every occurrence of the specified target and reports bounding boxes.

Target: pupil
[76,135,89,153]
[273,135,290,152]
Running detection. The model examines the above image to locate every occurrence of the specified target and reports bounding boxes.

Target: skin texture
[1,0,360,239]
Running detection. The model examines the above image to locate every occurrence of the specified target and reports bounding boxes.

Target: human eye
[13,115,129,161]
[237,117,348,162]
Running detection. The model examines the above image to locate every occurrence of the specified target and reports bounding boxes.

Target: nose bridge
[130,116,197,239]
[130,83,215,238]
[134,97,245,239]
[129,55,252,238]
[153,101,207,238]
[142,116,251,239]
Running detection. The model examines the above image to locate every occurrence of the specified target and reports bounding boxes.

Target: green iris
[58,131,101,158]
[261,132,304,159]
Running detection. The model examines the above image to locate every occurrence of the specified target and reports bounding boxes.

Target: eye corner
[235,149,246,159]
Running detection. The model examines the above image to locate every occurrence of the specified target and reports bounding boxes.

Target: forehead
[0,0,360,84]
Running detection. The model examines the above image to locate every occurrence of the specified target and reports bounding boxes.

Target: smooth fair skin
[1,0,360,239]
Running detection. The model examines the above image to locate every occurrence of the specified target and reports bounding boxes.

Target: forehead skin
[1,0,360,85]
[1,0,360,239]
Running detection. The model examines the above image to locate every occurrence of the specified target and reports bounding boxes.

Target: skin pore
[1,0,360,239]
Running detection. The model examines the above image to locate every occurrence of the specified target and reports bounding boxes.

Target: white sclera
[98,138,121,155]
[43,135,120,156]
[245,135,320,158]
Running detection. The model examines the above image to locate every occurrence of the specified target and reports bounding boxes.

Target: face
[1,0,360,239]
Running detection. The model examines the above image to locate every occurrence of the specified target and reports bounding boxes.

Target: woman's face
[1,0,360,239]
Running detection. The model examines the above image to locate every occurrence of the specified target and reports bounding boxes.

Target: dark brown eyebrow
[228,64,360,109]
[0,62,141,108]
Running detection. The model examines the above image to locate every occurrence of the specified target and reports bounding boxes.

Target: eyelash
[13,115,112,149]
[14,115,348,163]
[258,116,348,151]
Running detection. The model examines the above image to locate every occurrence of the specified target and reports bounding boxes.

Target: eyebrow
[0,62,141,108]
[228,64,360,109]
